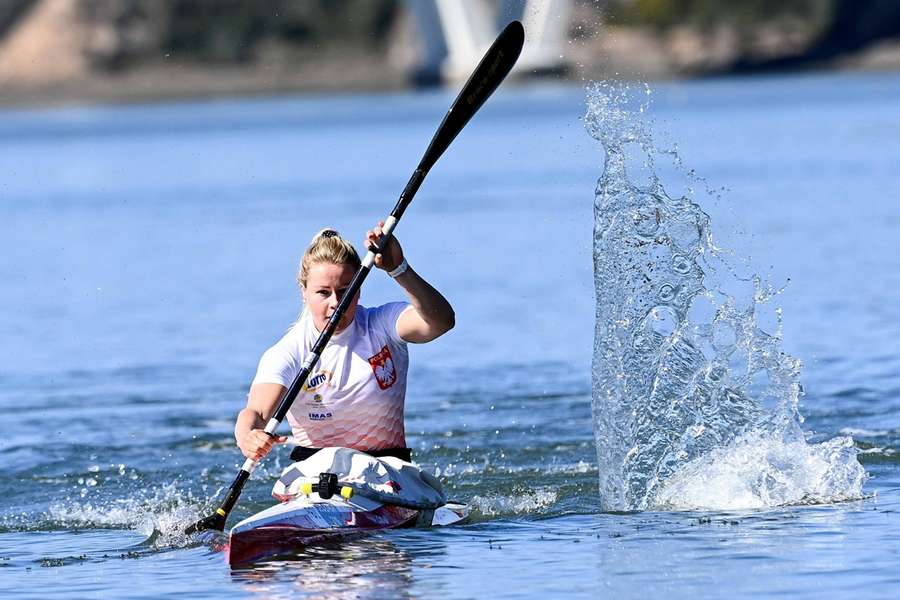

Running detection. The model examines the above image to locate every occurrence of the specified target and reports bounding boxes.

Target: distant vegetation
[1,0,898,70]
[1,0,398,69]
[607,0,828,30]
[140,0,397,64]
[604,0,900,71]
[1,0,898,105]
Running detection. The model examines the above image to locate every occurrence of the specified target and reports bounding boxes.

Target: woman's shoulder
[356,302,410,342]
[357,302,409,322]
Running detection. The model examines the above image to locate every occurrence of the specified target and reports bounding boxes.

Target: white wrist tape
[388,258,409,278]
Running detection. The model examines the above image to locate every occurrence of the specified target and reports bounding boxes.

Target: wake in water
[586,83,867,511]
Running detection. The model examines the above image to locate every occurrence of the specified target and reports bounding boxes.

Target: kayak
[225,447,468,566]
[225,490,469,566]
[227,494,469,566]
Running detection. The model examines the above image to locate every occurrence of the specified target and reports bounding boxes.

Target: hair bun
[299,228,362,288]
[312,228,340,242]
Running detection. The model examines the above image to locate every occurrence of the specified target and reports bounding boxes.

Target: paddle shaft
[194,20,525,531]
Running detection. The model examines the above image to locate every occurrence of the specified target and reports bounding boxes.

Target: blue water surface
[1,71,899,599]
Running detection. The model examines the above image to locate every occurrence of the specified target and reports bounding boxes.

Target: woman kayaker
[235,224,454,464]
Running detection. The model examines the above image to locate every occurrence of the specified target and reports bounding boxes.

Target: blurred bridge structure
[405,0,572,83]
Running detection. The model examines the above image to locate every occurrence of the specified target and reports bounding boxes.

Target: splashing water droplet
[587,82,866,511]
[658,283,678,303]
[712,323,737,350]
[687,294,716,326]
[706,364,726,383]
[632,208,660,239]
[672,255,692,275]
[668,218,701,250]
[641,306,678,338]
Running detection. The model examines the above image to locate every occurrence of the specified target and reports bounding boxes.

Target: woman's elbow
[440,309,455,336]
[424,309,454,342]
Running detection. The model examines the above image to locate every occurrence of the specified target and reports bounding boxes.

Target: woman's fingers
[241,430,287,460]
[364,221,402,271]
[365,226,384,248]
[365,227,386,268]
[365,229,377,252]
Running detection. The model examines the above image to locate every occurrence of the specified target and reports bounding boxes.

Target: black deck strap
[290,446,412,463]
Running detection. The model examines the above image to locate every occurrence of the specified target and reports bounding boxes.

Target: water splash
[44,480,213,548]
[586,82,867,511]
[469,489,559,517]
[654,432,866,510]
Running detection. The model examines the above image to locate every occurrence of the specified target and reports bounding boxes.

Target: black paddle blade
[419,20,525,173]
[185,510,227,535]
[185,468,250,534]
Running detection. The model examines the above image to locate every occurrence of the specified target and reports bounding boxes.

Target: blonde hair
[297,228,361,288]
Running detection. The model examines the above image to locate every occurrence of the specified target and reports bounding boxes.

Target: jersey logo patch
[303,371,331,392]
[368,345,397,390]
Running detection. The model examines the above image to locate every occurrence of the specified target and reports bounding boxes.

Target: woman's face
[302,261,359,333]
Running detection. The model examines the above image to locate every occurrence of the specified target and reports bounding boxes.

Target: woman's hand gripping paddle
[186,21,525,535]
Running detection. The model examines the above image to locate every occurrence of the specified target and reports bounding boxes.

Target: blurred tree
[19,0,400,69]
[729,0,900,71]
[154,0,396,64]
[816,0,900,53]
[607,0,826,30]
[80,0,169,68]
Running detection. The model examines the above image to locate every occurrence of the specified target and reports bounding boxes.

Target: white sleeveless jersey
[251,303,410,450]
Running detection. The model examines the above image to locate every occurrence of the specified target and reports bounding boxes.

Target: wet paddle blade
[419,20,525,173]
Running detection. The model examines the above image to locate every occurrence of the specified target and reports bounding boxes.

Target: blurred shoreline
[0,54,411,110]
[4,36,900,111]
[2,0,900,110]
